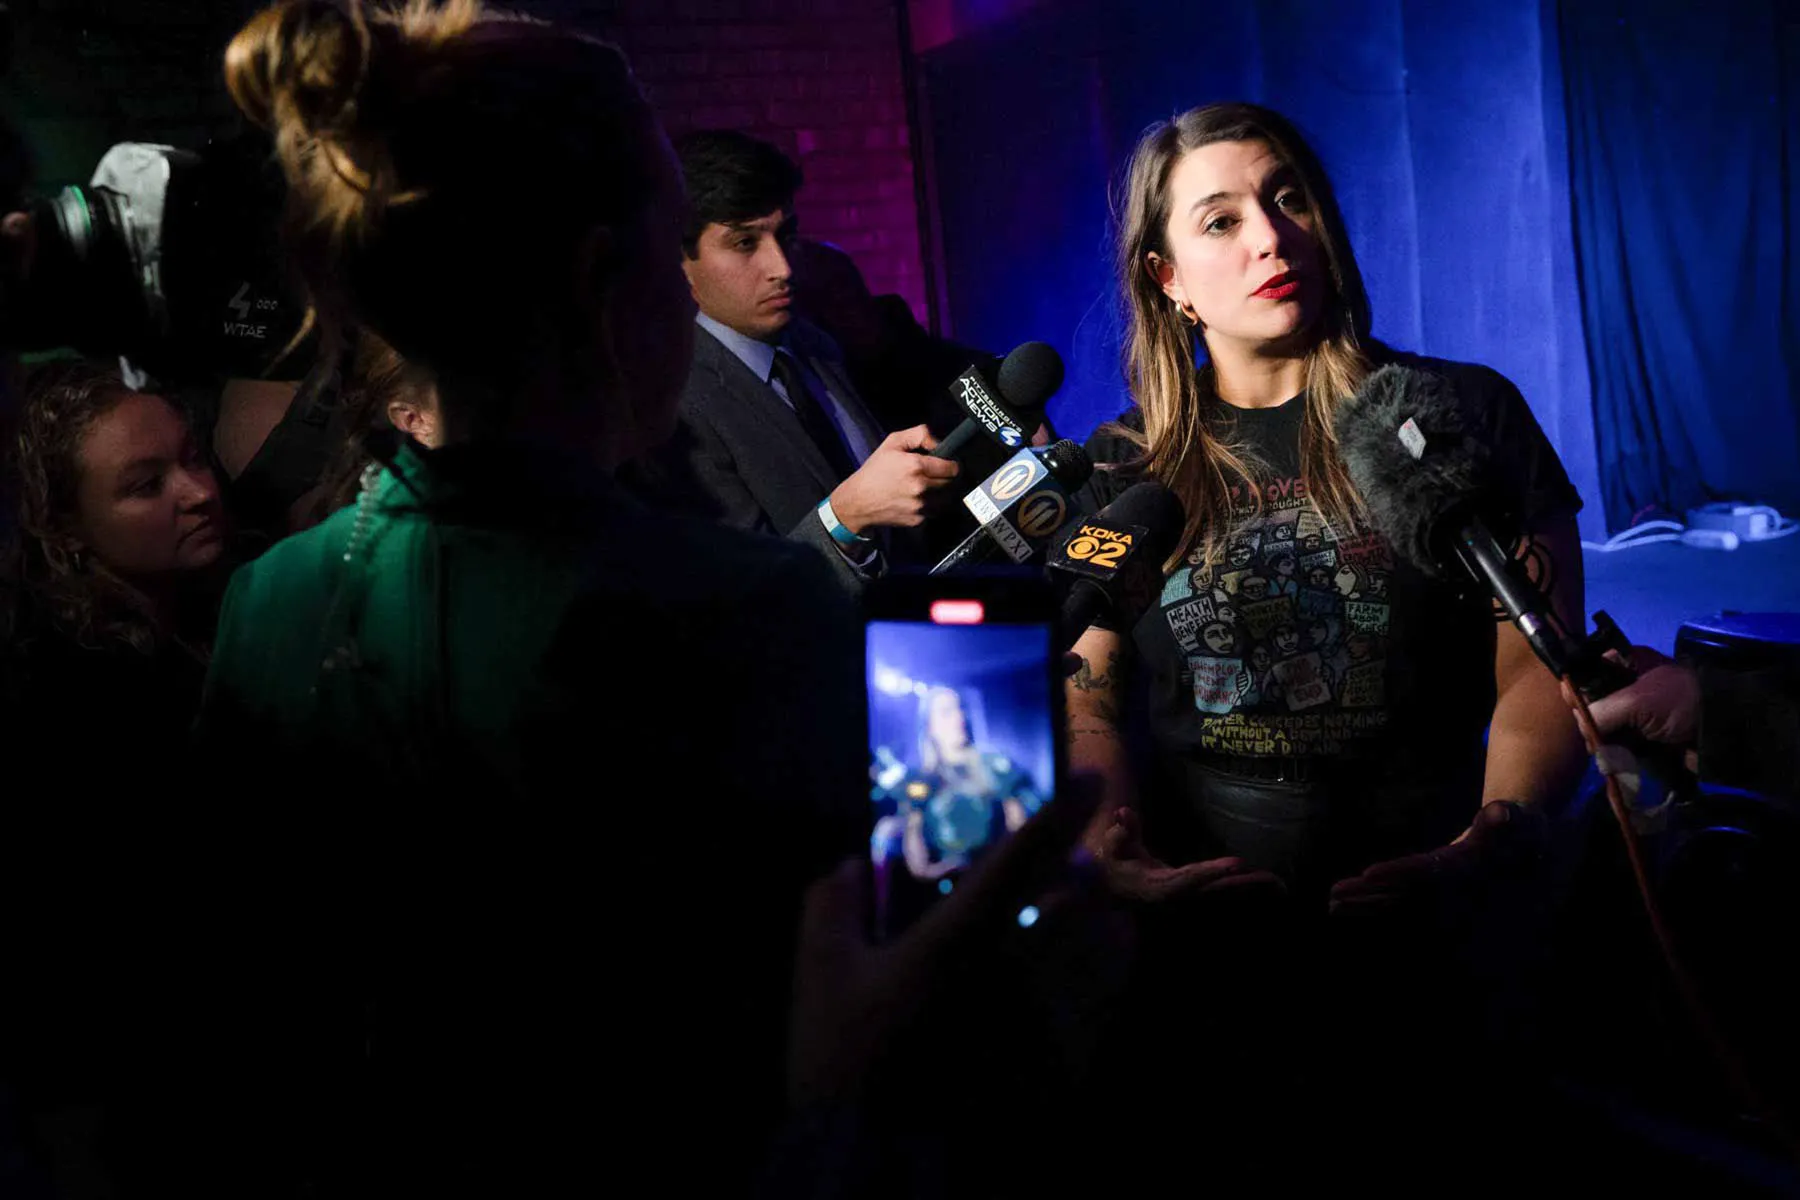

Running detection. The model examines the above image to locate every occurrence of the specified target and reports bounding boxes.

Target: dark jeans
[1093,758,1554,1193]
[1170,757,1465,903]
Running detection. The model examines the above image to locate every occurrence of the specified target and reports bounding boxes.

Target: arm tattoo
[1069,649,1123,694]
[1070,648,1124,728]
[1509,532,1560,615]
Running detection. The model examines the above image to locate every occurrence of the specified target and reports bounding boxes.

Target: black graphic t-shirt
[1153,394,1397,758]
[1083,351,1582,812]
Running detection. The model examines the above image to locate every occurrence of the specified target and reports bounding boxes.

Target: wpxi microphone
[1047,482,1185,652]
[930,439,1092,573]
[930,341,1065,462]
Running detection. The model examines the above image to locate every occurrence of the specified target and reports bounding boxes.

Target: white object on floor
[1679,527,1740,551]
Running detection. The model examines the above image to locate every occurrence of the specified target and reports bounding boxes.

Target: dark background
[6,0,1798,550]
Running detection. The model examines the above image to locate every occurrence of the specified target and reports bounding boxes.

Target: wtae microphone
[930,439,1092,573]
[930,341,1065,462]
[1046,482,1186,653]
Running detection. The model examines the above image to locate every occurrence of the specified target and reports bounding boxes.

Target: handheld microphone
[1046,482,1186,653]
[929,439,1092,573]
[929,342,1064,462]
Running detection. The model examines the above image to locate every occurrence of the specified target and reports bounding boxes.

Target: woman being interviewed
[196,1,867,1191]
[1068,107,1588,1176]
[1073,101,1586,906]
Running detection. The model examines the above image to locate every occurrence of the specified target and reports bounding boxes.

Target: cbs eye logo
[1063,524,1134,568]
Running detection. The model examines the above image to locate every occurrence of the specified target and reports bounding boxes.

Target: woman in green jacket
[193,2,867,1193]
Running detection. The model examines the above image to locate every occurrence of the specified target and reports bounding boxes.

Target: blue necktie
[771,350,856,481]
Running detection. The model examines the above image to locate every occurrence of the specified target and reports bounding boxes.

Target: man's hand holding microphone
[826,425,961,533]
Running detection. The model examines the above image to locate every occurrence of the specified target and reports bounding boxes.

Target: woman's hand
[1090,805,1280,903]
[1328,798,1547,917]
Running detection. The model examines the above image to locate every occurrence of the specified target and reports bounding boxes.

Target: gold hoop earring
[1178,303,1200,328]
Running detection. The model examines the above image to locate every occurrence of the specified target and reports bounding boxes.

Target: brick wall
[591,0,930,322]
[2,0,930,320]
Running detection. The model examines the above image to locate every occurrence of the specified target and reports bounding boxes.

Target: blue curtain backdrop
[1559,0,1800,530]
[913,0,1710,540]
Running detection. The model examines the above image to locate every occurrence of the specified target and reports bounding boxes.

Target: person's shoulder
[787,316,846,365]
[1372,344,1580,517]
[669,508,840,582]
[1077,407,1148,513]
[1084,406,1147,464]
[1370,345,1520,407]
[219,505,364,622]
[236,505,357,579]
[679,325,764,431]
[547,506,858,709]
[683,327,719,382]
[0,601,85,689]
[578,503,851,620]
[979,749,1031,781]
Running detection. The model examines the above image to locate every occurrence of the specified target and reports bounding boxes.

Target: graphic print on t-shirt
[1158,475,1394,756]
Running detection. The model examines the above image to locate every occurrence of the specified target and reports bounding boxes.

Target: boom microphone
[1336,365,1698,796]
[1332,365,1570,674]
[929,341,1065,462]
[930,439,1092,573]
[1046,482,1186,653]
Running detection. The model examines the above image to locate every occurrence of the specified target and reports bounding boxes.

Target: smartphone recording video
[865,576,1061,936]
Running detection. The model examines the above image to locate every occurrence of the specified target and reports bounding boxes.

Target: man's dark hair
[677,130,802,256]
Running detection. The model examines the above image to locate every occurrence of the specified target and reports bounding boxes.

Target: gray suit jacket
[653,319,888,590]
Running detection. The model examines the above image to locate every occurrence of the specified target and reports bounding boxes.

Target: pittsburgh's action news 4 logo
[997,426,1025,447]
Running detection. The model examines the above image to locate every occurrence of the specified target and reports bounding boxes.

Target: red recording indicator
[929,599,986,625]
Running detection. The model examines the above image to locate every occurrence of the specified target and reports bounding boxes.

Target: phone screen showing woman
[865,580,1059,937]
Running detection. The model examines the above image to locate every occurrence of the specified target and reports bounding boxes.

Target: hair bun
[225,1,373,142]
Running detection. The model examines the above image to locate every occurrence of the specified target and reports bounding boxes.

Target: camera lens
[13,184,147,355]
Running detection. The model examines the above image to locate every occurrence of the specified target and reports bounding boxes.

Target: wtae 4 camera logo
[222,281,279,340]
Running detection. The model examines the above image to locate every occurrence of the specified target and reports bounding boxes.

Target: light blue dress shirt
[694,311,879,466]
[694,311,884,573]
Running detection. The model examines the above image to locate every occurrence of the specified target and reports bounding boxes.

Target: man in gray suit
[654,131,960,587]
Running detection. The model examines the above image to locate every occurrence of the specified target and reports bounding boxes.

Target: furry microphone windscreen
[1332,364,1492,581]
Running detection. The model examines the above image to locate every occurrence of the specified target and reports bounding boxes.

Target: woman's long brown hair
[1105,103,1374,570]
